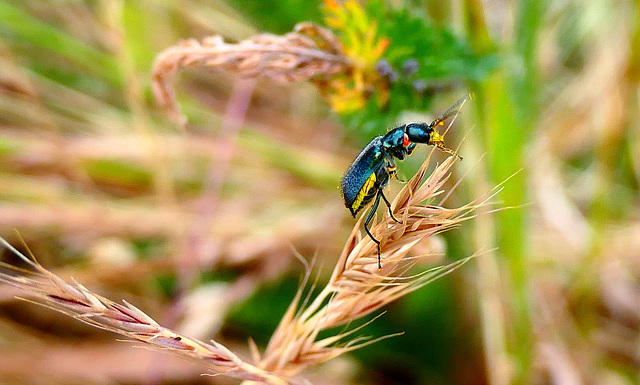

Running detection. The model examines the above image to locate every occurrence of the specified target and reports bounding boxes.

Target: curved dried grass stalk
[152,22,351,127]
[0,153,492,384]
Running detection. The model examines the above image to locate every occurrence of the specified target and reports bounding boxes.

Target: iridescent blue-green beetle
[340,95,470,268]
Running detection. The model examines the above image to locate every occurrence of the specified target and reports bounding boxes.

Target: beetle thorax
[381,127,411,159]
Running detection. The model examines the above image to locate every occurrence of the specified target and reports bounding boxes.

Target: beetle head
[405,122,431,143]
[406,122,462,159]
[405,122,446,148]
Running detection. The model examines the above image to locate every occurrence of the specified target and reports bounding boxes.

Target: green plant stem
[463,0,544,383]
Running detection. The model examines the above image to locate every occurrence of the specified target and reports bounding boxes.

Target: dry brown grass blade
[152,22,351,126]
[260,154,487,377]
[0,239,296,385]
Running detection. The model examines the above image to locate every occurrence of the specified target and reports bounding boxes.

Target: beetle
[340,95,470,268]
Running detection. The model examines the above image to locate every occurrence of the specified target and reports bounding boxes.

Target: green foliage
[226,275,301,345]
[131,238,167,260]
[346,276,481,385]
[155,273,179,299]
[232,0,324,34]
[0,2,120,86]
[0,137,18,156]
[82,159,153,188]
[341,3,496,141]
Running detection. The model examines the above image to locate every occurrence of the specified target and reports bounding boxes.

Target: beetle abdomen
[348,172,377,216]
[340,137,384,216]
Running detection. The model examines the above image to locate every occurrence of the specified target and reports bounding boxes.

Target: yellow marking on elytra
[351,173,376,212]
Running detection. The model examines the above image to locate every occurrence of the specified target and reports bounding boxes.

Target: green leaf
[0,1,121,86]
[339,3,496,139]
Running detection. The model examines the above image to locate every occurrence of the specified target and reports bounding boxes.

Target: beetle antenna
[441,96,469,138]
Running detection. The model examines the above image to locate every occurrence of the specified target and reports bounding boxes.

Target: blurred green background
[0,1,638,384]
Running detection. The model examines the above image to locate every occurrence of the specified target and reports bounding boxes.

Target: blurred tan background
[0,1,638,384]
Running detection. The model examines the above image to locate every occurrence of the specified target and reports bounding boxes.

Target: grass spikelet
[258,152,487,378]
[0,239,292,385]
[152,22,350,127]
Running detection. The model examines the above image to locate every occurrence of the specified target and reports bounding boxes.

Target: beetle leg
[436,143,463,160]
[406,142,417,156]
[380,190,401,224]
[394,172,409,184]
[387,166,407,183]
[384,155,407,183]
[364,191,383,269]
